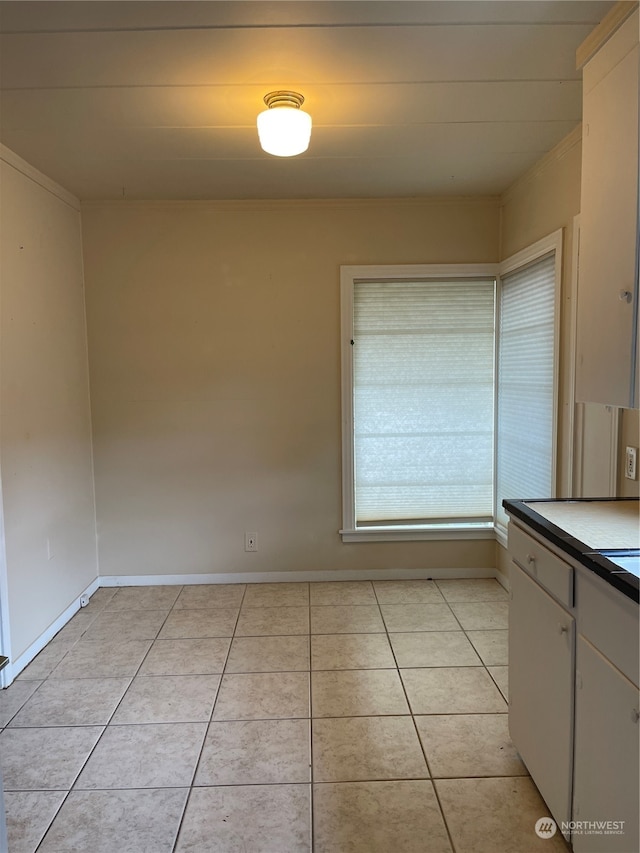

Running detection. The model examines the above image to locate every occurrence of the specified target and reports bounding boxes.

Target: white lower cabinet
[508,516,640,852]
[509,562,575,836]
[572,636,640,853]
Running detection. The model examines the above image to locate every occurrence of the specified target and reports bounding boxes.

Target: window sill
[340,523,497,543]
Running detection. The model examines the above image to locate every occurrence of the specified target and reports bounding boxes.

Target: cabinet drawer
[576,568,639,686]
[508,523,574,607]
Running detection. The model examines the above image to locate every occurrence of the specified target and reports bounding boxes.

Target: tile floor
[0,578,569,853]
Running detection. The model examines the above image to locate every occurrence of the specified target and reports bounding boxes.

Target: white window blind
[496,253,556,524]
[353,279,495,524]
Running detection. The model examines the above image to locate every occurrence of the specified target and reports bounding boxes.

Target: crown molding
[500,124,582,205]
[576,0,638,69]
[80,196,501,212]
[0,144,80,211]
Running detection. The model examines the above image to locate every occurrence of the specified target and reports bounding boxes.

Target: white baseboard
[99,566,500,586]
[4,576,100,687]
[494,570,510,592]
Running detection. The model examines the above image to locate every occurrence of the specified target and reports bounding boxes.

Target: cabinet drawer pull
[619,290,632,303]
[558,623,569,635]
[526,554,536,565]
[632,709,640,724]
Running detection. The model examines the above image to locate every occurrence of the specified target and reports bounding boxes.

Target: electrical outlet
[79,594,90,607]
[244,532,258,552]
[625,446,637,480]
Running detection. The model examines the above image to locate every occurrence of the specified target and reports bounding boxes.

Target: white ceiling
[0,1,616,200]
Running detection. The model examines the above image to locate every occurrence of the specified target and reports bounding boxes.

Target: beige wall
[1,125,631,610]
[81,198,499,578]
[0,150,98,660]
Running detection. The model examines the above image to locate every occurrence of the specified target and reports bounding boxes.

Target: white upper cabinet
[576,8,639,408]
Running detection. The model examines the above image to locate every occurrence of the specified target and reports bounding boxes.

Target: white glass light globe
[257,106,312,157]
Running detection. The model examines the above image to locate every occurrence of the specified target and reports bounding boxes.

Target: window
[351,276,496,525]
[341,234,561,542]
[495,235,562,536]
[340,264,498,541]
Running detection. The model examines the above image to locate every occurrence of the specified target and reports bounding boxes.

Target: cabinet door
[576,28,639,408]
[509,562,575,831]
[572,636,639,853]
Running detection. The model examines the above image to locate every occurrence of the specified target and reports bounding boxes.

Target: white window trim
[494,228,563,548]
[340,263,498,542]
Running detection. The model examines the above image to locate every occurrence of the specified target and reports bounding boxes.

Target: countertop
[503,498,639,603]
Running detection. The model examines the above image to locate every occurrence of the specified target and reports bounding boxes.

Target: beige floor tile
[5,791,67,853]
[75,722,207,788]
[311,670,409,717]
[112,674,220,724]
[235,606,309,637]
[15,639,76,680]
[213,671,310,720]
[226,635,310,672]
[380,603,459,632]
[174,583,245,609]
[310,581,376,605]
[9,677,131,727]
[53,609,100,642]
[175,784,311,853]
[105,585,181,611]
[50,639,152,679]
[0,726,103,790]
[138,638,231,675]
[77,594,116,619]
[401,667,507,714]
[38,788,189,853]
[0,680,42,726]
[373,579,445,604]
[312,716,428,782]
[488,665,509,701]
[1,579,539,853]
[415,714,527,778]
[389,631,482,668]
[436,777,569,852]
[310,605,384,634]
[313,780,452,853]
[436,578,508,602]
[467,629,509,665]
[242,582,309,607]
[158,608,238,639]
[311,634,396,670]
[81,609,168,641]
[448,600,509,630]
[84,588,118,609]
[195,718,311,785]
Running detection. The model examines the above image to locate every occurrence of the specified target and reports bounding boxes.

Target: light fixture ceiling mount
[262,90,305,111]
[257,90,312,157]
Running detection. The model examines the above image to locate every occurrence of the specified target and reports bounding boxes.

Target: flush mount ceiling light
[257,91,312,157]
